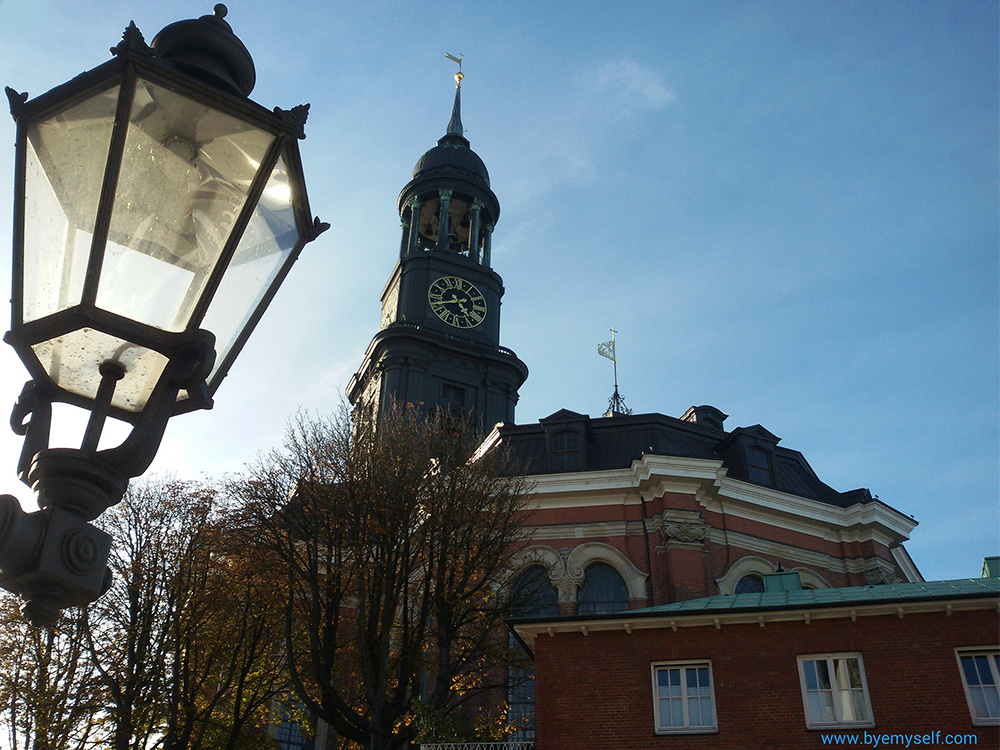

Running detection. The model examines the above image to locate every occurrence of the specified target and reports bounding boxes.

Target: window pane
[31,328,168,413]
[976,656,995,685]
[816,660,832,690]
[803,660,818,691]
[688,697,701,726]
[700,697,713,725]
[971,689,989,718]
[986,688,1000,718]
[820,691,837,723]
[839,688,857,721]
[845,658,863,689]
[807,693,823,722]
[963,656,981,686]
[670,699,683,727]
[23,84,120,323]
[103,79,274,332]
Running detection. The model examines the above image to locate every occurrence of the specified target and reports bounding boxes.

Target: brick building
[512,574,1000,750]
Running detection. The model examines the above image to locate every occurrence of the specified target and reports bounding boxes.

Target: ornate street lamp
[0,5,327,626]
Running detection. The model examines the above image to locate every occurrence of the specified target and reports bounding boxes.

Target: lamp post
[0,5,327,626]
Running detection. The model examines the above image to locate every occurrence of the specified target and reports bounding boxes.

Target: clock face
[428,276,487,329]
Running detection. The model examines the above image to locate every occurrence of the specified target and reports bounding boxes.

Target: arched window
[509,566,557,742]
[734,573,765,594]
[510,565,558,618]
[273,695,311,749]
[577,562,629,615]
[746,446,773,486]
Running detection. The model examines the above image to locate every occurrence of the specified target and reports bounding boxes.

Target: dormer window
[552,431,579,471]
[746,445,773,486]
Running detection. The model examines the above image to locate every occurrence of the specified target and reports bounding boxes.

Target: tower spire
[445,52,464,137]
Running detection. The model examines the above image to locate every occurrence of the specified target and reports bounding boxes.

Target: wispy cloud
[591,59,675,121]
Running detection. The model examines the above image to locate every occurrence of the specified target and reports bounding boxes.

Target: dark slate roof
[495,407,895,510]
[634,577,1000,616]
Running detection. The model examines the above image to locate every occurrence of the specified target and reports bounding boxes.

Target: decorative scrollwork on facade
[654,511,709,552]
[864,561,901,585]
[510,542,649,606]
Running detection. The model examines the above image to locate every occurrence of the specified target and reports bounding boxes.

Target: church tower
[347,66,527,430]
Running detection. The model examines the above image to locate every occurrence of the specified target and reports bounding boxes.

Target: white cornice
[629,455,727,489]
[705,528,894,575]
[892,546,925,583]
[519,455,916,545]
[714,478,916,543]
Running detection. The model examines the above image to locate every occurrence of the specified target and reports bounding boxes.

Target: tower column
[482,223,494,268]
[399,213,410,258]
[406,198,421,254]
[436,189,453,253]
[469,199,483,263]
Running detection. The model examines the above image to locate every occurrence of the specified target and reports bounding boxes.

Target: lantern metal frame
[0,10,327,626]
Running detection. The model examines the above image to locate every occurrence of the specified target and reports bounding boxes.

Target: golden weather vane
[445,52,464,87]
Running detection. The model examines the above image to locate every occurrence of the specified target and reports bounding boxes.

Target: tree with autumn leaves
[1,402,532,749]
[0,479,288,749]
[231,402,532,750]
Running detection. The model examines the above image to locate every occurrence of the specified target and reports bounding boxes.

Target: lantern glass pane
[30,328,169,413]
[21,84,121,323]
[200,149,301,386]
[98,79,275,332]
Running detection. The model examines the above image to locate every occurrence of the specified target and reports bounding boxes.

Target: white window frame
[650,661,718,734]
[955,647,1000,726]
[796,653,875,729]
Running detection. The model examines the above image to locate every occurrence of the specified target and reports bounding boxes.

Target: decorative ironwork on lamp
[0,5,328,626]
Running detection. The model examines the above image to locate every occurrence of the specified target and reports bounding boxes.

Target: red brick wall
[533,608,999,750]
[525,488,907,611]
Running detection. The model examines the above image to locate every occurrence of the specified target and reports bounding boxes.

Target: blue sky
[0,0,996,581]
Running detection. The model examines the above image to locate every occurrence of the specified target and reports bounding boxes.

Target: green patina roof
[634,577,1000,617]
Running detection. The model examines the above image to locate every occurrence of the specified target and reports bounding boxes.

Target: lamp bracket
[10,380,52,485]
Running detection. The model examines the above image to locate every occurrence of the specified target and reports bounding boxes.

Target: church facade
[340,73,934,748]
[484,405,921,615]
[348,75,922,617]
